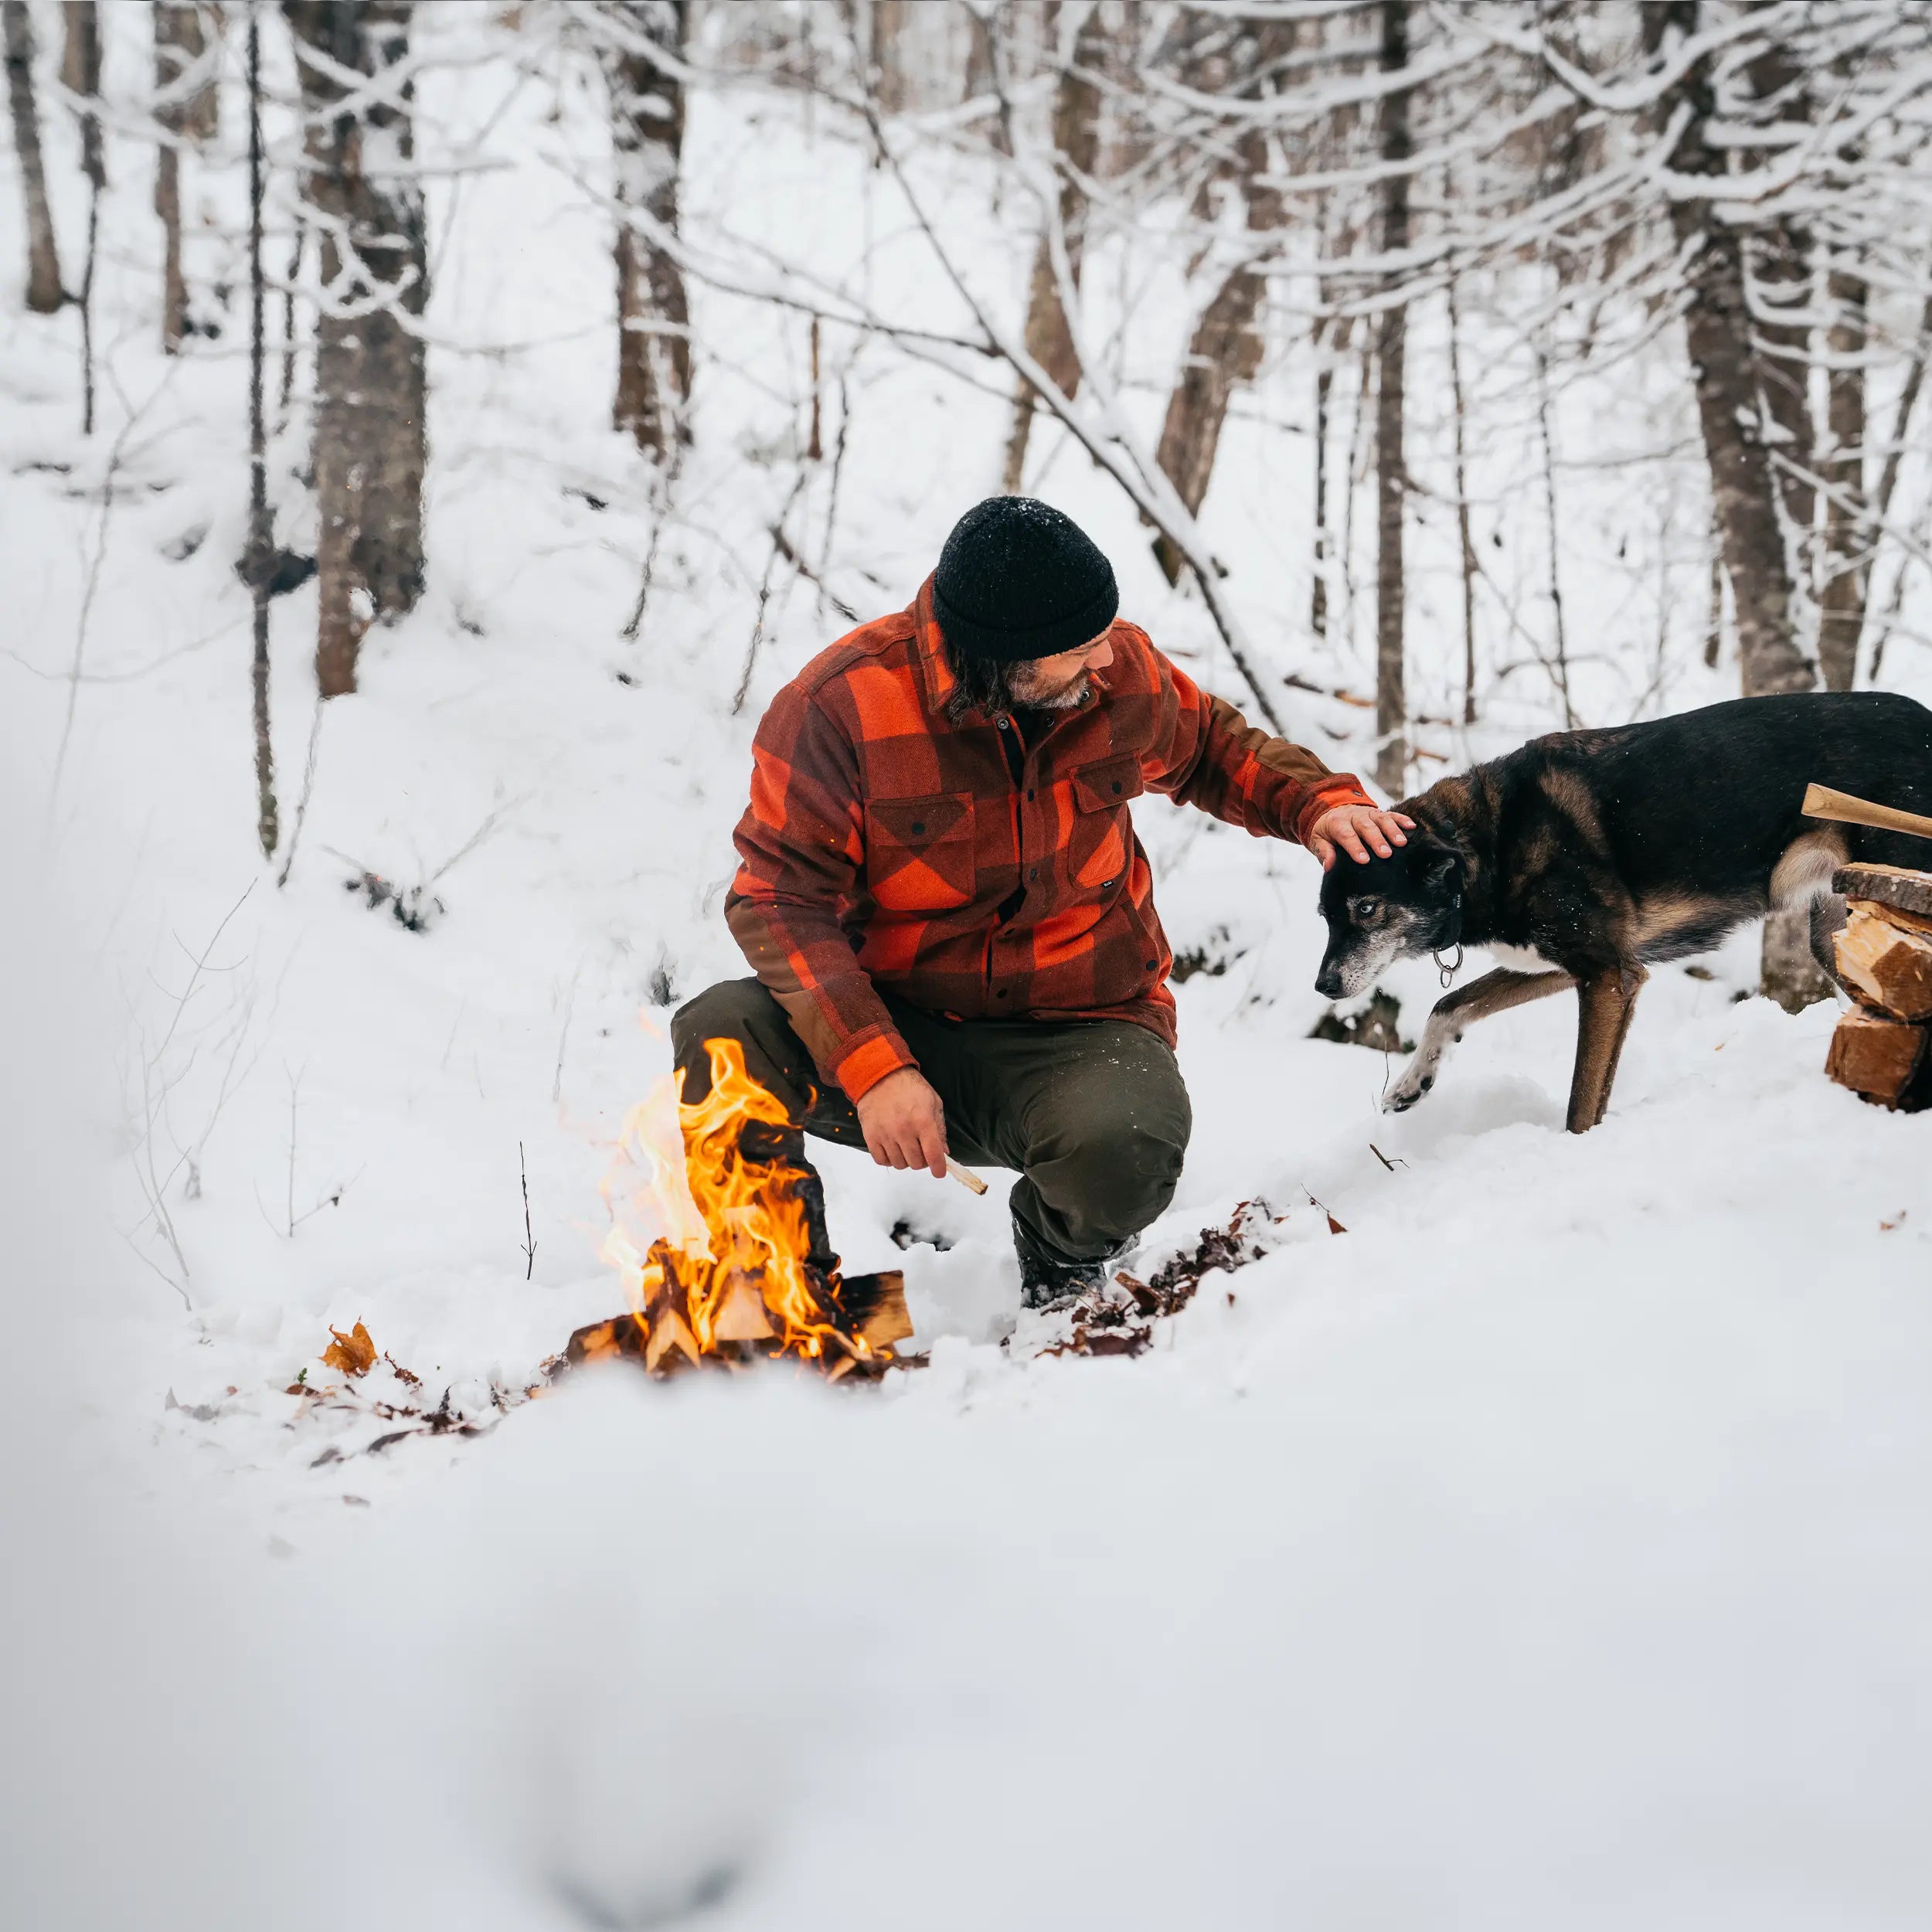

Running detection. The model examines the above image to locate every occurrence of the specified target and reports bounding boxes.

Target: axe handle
[1803,783,1932,843]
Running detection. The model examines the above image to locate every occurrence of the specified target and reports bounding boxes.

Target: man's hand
[1308,803,1416,872]
[854,1066,949,1178]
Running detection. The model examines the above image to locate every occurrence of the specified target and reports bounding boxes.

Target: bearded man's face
[1006,633,1114,711]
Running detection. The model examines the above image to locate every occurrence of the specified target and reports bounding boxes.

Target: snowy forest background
[5,4,1932,1928]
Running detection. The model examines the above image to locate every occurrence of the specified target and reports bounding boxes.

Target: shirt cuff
[1291,774,1377,849]
[834,1029,918,1104]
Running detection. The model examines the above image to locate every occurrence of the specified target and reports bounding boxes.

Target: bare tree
[155,2,219,355]
[4,0,63,312]
[66,0,103,433]
[1818,259,1868,692]
[1644,2,1814,701]
[597,0,692,458]
[245,5,277,858]
[284,0,428,699]
[1373,0,1411,798]
[1002,0,1106,493]
[1148,19,1293,585]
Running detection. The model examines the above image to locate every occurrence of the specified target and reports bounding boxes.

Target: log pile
[1825,865,1932,1113]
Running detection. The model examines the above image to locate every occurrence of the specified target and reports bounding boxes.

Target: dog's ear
[1423,844,1460,889]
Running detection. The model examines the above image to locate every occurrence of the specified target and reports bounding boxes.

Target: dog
[1314,692,1932,1132]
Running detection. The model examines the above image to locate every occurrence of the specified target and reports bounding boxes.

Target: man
[674,498,1411,1305]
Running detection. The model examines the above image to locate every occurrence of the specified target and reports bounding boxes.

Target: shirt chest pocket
[864,792,977,912]
[1069,756,1144,892]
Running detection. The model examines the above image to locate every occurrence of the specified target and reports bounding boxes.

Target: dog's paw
[1382,1070,1434,1114]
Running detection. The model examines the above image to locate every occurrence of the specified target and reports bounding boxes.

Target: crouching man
[675,497,1410,1305]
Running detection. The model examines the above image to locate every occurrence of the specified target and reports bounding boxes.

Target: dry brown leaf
[321,1321,377,1377]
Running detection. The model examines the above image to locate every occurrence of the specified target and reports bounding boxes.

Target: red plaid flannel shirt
[725,578,1374,1101]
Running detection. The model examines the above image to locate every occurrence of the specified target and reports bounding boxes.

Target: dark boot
[1013,1214,1118,1311]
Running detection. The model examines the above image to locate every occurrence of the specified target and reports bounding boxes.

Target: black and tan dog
[1315,692,1932,1132]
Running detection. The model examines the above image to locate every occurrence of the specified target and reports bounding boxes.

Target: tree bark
[4,0,63,312]
[1373,0,1410,799]
[1149,129,1278,583]
[602,0,691,460]
[155,2,216,355]
[1446,272,1477,723]
[1645,3,1823,1009]
[66,0,101,434]
[1645,2,1813,701]
[1002,0,1104,493]
[1742,5,1813,572]
[246,8,278,858]
[1817,260,1867,692]
[284,0,429,699]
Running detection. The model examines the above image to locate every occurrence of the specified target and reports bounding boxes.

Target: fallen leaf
[321,1321,377,1377]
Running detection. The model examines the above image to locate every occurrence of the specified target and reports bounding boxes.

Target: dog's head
[1315,828,1464,1001]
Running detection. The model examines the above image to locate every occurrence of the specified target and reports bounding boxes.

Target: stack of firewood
[1825,863,1932,1113]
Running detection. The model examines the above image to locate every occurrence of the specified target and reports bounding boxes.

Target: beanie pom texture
[932,496,1119,663]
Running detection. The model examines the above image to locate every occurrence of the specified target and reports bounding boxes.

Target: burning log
[1825,864,1932,1113]
[579,1036,931,1380]
[558,1270,909,1385]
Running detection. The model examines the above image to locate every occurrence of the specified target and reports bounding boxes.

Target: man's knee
[671,978,801,1106]
[671,978,770,1063]
[1027,1041,1191,1245]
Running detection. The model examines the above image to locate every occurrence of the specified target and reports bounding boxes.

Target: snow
[4,9,1932,1928]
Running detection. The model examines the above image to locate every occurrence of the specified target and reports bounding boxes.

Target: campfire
[572,1036,911,1382]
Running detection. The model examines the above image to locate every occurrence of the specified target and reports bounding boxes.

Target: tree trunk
[1446,273,1477,723]
[246,7,278,858]
[284,0,429,699]
[1646,2,1813,702]
[67,0,101,434]
[602,0,691,460]
[1817,260,1867,692]
[1373,0,1410,798]
[871,0,909,114]
[1646,3,1822,1009]
[4,0,63,312]
[1002,0,1104,493]
[1149,120,1280,584]
[155,2,215,354]
[1742,6,1814,582]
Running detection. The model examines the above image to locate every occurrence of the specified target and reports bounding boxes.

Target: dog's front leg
[1384,968,1575,1112]
[1566,969,1645,1133]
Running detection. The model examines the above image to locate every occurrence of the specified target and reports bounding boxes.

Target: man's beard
[1007,665,1091,712]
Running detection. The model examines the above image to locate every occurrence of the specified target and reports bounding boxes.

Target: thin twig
[519,1141,536,1281]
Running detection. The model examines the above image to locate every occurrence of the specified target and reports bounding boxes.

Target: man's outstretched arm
[1134,631,1411,862]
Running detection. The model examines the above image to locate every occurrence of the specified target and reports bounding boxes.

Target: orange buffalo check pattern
[725,577,1373,1101]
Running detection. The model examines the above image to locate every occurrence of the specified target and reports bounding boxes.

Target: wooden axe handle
[1803,783,1932,843]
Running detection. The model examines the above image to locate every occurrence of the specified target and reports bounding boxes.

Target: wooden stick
[946,1157,988,1196]
[1803,783,1932,843]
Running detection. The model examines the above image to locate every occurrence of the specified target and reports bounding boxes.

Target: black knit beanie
[932,497,1119,663]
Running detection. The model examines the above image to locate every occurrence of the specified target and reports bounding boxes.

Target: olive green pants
[671,978,1192,1274]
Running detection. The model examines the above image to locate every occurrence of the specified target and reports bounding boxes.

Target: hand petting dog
[1308,802,1416,871]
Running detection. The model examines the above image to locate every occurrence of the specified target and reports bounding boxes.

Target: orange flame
[598,1036,875,1372]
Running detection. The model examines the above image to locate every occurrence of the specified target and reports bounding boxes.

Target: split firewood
[711,1275,776,1342]
[841,1269,913,1349]
[1835,864,1932,924]
[644,1305,702,1374]
[1835,906,1932,1021]
[1826,1009,1930,1110]
[563,1314,644,1367]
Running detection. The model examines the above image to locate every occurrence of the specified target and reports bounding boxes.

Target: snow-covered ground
[5,12,1932,1928]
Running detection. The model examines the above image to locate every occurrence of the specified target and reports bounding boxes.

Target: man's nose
[1087,639,1114,670]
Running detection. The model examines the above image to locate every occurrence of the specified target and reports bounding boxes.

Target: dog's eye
[1353,896,1381,921]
